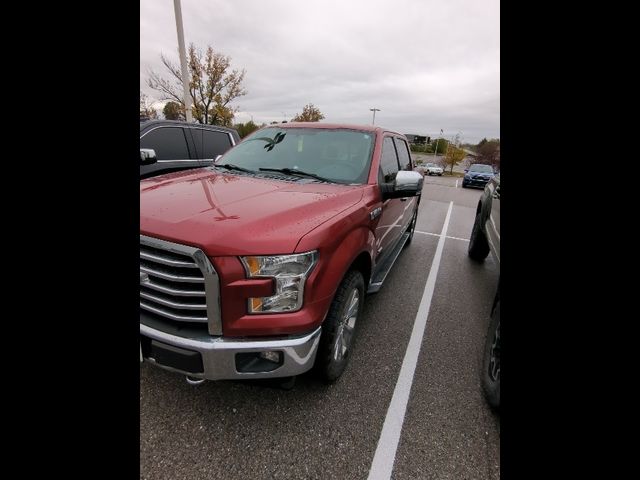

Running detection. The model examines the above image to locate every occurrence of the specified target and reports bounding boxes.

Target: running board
[368,232,410,293]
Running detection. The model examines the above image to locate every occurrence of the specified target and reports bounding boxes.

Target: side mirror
[382,170,424,200]
[140,148,157,165]
[464,168,469,173]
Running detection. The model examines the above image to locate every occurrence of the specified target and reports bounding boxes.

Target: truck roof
[267,122,405,138]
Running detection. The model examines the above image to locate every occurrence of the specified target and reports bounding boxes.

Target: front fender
[295,197,375,303]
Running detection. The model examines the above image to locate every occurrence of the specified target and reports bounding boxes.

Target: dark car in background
[468,173,500,409]
[139,120,240,179]
[462,163,495,189]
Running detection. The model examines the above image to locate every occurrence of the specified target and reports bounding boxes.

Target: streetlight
[370,108,380,125]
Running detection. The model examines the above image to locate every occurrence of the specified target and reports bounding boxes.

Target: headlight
[240,251,318,313]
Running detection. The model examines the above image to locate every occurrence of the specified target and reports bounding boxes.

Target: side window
[380,136,400,183]
[140,127,190,161]
[200,130,233,159]
[394,138,412,170]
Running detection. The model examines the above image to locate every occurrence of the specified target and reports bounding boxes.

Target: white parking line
[367,201,453,480]
[415,230,469,242]
[455,179,458,188]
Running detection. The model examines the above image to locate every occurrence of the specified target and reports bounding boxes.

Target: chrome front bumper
[140,323,321,381]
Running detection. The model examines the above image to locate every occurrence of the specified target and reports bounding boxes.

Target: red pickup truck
[140,123,423,384]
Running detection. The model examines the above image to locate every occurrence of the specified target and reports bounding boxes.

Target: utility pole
[370,108,380,125]
[433,128,443,159]
[173,0,193,123]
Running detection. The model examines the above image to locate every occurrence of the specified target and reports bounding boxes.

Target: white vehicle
[424,162,443,176]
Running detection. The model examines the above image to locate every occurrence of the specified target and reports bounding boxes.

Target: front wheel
[468,208,490,261]
[481,301,500,409]
[315,270,365,382]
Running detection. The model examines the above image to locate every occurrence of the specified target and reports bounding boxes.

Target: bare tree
[477,139,500,172]
[140,91,158,120]
[147,44,247,126]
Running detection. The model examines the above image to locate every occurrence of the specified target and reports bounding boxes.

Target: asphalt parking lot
[140,175,500,480]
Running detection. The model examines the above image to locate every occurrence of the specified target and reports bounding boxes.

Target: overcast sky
[140,0,499,144]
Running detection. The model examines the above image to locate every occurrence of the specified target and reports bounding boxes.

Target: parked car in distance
[139,120,240,179]
[462,163,495,189]
[424,162,443,176]
[140,123,424,387]
[468,173,500,409]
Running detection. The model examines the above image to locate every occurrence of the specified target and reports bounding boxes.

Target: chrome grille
[140,235,222,335]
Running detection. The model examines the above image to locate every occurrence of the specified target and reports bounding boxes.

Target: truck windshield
[217,128,375,184]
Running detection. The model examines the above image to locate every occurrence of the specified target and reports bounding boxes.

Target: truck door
[375,136,406,262]
[393,136,418,234]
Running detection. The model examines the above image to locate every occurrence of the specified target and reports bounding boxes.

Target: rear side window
[203,130,233,158]
[192,129,233,159]
[394,138,412,170]
[140,127,190,161]
[380,137,400,182]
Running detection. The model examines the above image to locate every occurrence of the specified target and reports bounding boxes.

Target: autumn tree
[234,120,261,138]
[292,103,325,122]
[163,101,184,120]
[443,144,466,174]
[140,91,158,120]
[147,44,247,126]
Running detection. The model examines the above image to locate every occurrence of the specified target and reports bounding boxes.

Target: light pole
[433,129,443,159]
[370,108,380,125]
[173,0,192,123]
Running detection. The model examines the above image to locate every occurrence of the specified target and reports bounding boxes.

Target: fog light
[235,351,284,373]
[260,351,281,363]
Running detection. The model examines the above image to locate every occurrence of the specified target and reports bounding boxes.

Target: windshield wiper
[215,163,255,174]
[259,167,333,183]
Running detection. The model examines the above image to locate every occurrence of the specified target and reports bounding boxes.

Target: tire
[315,270,365,382]
[404,206,418,247]
[481,301,500,409]
[468,208,490,261]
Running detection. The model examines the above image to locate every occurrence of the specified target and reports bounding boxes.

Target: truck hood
[140,169,365,256]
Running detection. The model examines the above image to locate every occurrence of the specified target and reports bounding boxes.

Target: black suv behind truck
[139,120,240,179]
